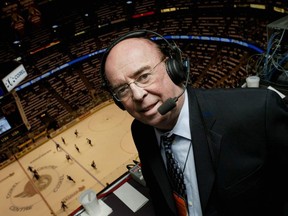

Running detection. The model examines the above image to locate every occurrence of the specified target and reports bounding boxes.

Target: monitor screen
[0,86,5,97]
[0,116,12,135]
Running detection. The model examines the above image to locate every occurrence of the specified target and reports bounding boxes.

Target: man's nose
[129,83,147,100]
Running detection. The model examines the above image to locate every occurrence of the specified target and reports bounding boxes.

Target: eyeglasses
[112,58,166,102]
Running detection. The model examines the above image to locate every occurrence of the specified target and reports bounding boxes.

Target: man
[67,175,76,183]
[61,200,68,211]
[55,142,61,151]
[75,144,80,153]
[100,30,288,216]
[86,138,93,146]
[74,129,79,137]
[91,160,97,169]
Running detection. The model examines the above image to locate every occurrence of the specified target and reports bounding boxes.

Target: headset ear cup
[165,58,185,85]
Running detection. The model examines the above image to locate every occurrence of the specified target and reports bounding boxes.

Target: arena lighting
[98,23,109,28]
[250,4,266,10]
[52,24,58,29]
[234,4,250,8]
[132,11,154,19]
[12,40,22,49]
[111,18,126,24]
[14,57,22,61]
[161,8,177,13]
[274,7,285,13]
[75,31,86,36]
[126,1,132,4]
[52,24,59,33]
[13,40,21,45]
[29,40,60,55]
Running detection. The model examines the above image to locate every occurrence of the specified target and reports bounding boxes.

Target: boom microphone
[157,91,184,115]
[157,58,190,115]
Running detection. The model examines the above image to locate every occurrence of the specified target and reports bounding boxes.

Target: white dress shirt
[155,91,203,216]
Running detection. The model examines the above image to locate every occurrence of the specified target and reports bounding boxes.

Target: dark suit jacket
[131,87,288,216]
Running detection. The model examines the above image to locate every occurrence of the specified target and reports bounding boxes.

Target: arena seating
[0,0,286,165]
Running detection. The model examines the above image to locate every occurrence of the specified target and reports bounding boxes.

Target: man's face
[105,38,184,130]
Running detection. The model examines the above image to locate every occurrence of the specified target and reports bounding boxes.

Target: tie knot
[162,134,175,148]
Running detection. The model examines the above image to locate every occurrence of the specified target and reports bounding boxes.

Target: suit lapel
[188,88,222,211]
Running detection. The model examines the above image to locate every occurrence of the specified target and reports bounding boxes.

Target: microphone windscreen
[157,98,177,115]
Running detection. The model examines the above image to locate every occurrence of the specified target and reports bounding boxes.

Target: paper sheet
[113,182,149,212]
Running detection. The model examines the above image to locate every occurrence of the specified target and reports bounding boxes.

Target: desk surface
[70,173,156,216]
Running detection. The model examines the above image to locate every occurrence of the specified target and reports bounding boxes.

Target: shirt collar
[155,90,191,142]
[172,90,191,140]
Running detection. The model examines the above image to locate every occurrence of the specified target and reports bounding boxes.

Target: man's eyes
[137,72,151,82]
[117,86,129,94]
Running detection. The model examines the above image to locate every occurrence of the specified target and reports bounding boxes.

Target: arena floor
[0,102,139,216]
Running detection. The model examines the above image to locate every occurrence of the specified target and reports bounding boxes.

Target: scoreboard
[0,61,27,97]
[0,61,28,145]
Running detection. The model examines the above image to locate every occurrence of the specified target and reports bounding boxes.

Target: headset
[100,29,188,110]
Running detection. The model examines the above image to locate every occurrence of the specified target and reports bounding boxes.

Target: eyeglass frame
[110,57,167,102]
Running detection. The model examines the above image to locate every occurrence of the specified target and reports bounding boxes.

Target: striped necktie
[162,134,187,199]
